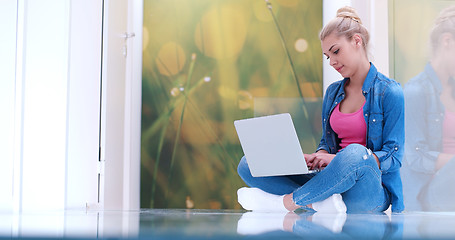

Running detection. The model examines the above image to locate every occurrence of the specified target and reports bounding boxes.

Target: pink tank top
[330,102,367,149]
[443,109,455,154]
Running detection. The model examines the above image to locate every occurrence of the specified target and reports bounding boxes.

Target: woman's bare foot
[283,193,302,212]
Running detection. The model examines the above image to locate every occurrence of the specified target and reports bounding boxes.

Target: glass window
[141,0,323,209]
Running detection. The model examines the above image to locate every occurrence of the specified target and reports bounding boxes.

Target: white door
[100,0,141,211]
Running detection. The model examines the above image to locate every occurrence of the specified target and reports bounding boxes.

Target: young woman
[237,6,405,213]
[402,5,455,211]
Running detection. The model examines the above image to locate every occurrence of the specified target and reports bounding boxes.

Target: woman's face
[433,32,455,79]
[444,34,455,78]
[321,33,364,79]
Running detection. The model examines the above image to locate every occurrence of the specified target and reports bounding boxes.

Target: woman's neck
[348,60,370,89]
[431,58,451,86]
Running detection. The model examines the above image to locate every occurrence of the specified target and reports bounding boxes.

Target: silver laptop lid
[234,113,309,177]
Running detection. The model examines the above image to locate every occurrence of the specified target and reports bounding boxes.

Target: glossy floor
[1,209,455,239]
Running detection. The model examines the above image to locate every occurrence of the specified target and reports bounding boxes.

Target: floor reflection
[1,209,455,239]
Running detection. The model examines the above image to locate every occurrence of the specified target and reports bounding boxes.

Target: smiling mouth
[335,66,343,72]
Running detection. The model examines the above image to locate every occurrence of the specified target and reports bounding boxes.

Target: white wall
[66,0,103,210]
[20,0,70,212]
[11,0,102,212]
[0,0,18,213]
[352,0,389,76]
[0,0,142,236]
[0,0,142,214]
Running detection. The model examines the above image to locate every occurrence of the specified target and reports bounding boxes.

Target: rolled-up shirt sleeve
[375,83,405,173]
[403,82,439,173]
[316,84,336,154]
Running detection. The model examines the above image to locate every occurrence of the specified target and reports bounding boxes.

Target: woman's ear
[352,34,362,47]
[441,32,454,47]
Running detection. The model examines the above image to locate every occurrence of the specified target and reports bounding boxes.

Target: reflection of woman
[237,6,405,213]
[402,6,455,211]
[237,211,400,238]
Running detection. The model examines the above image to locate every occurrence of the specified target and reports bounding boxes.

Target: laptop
[234,113,318,177]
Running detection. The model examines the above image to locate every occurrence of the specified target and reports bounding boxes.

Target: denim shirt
[403,63,445,173]
[317,63,405,212]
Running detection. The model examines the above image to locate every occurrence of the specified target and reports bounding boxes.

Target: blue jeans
[237,144,391,213]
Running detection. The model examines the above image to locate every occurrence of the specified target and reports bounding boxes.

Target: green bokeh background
[140,0,323,209]
[390,0,455,84]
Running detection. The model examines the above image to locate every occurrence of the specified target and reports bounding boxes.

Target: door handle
[122,32,135,39]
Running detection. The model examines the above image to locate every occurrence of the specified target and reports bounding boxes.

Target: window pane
[141,0,323,209]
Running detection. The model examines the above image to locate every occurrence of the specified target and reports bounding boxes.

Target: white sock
[312,212,347,233]
[237,212,287,235]
[237,187,289,212]
[312,194,347,213]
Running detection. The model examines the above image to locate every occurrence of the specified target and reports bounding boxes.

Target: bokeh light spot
[295,38,308,53]
[142,27,149,51]
[155,42,186,76]
[170,87,180,97]
[194,4,248,59]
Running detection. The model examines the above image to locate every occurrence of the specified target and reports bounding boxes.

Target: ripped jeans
[237,144,391,213]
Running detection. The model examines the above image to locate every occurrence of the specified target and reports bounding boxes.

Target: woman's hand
[304,150,336,170]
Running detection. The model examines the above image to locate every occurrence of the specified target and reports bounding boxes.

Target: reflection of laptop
[234,113,317,177]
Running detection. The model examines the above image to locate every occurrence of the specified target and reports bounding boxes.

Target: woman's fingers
[304,153,314,164]
[317,159,327,169]
[305,153,318,169]
[305,152,335,169]
[313,153,334,169]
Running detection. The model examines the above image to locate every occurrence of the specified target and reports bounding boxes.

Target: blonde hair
[319,6,370,55]
[430,5,455,55]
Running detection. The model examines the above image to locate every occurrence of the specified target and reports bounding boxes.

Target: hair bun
[434,5,455,25]
[336,6,362,24]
